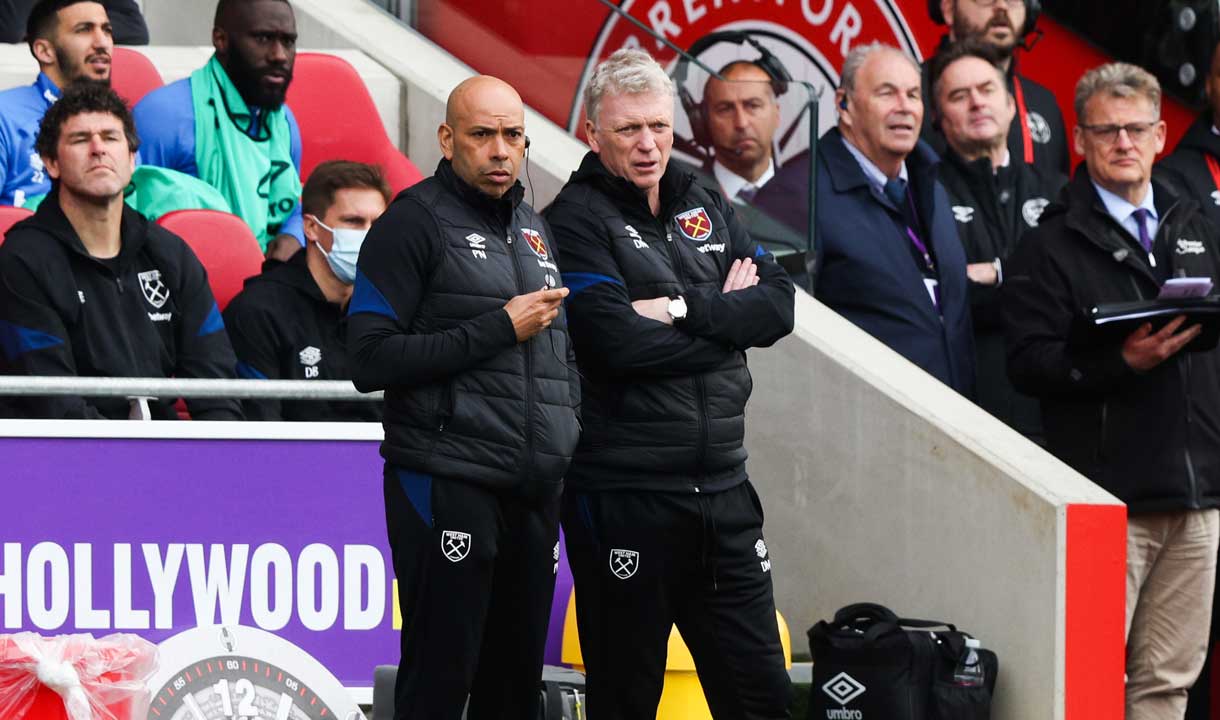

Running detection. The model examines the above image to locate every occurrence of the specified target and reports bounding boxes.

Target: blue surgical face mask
[308,215,367,284]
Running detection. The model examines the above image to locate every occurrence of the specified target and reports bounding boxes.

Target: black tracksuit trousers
[384,466,560,720]
[562,480,793,719]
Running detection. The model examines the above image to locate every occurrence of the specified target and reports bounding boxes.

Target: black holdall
[806,603,998,720]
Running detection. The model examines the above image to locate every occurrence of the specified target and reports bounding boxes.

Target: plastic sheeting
[0,633,157,720]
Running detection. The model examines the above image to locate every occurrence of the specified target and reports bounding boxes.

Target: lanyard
[1012,75,1035,165]
[903,190,935,273]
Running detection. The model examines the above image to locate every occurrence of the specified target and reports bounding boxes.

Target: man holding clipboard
[1003,63,1220,720]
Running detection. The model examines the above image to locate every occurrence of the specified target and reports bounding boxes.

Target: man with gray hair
[547,47,795,718]
[1004,62,1220,720]
[807,41,975,394]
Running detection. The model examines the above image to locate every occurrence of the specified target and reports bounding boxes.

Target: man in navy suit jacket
[808,42,975,395]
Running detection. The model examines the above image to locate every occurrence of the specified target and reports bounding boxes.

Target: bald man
[349,75,580,720]
[703,61,783,201]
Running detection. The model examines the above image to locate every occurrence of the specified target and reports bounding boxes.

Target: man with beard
[922,0,1069,177]
[0,0,146,44]
[134,0,304,261]
[701,61,782,202]
[930,41,1064,439]
[0,0,112,209]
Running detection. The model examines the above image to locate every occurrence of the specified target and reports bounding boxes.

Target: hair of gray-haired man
[1073,62,1162,123]
[839,41,921,99]
[583,47,675,128]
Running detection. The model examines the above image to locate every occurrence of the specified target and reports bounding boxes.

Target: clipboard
[1071,296,1220,352]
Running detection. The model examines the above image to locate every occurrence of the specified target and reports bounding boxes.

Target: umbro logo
[299,346,321,378]
[822,672,866,707]
[952,206,974,223]
[466,233,488,260]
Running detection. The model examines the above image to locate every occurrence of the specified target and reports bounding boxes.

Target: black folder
[1072,296,1220,352]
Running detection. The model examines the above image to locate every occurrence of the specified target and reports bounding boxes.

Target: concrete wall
[744,291,1125,719]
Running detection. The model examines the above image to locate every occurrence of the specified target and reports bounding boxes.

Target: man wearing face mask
[133,0,304,261]
[349,76,580,720]
[224,161,388,422]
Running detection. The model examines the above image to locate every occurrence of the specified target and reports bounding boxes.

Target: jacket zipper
[1123,210,1200,506]
[506,227,535,483]
[661,221,708,490]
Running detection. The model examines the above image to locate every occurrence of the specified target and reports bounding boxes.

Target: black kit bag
[806,603,998,720]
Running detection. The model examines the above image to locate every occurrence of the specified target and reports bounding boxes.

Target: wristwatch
[667,295,688,323]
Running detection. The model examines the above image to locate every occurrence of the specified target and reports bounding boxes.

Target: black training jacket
[224,251,381,422]
[939,149,1065,437]
[347,159,580,500]
[0,191,241,420]
[1157,113,1220,231]
[921,37,1070,177]
[1002,168,1220,513]
[546,151,795,493]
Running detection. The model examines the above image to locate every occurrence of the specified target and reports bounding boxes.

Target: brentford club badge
[674,207,713,241]
[522,228,548,260]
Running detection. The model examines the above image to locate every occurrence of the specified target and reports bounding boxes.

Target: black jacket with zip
[1002,167,1220,513]
[224,251,381,422]
[347,159,580,501]
[0,190,241,420]
[938,149,1065,438]
[1157,112,1220,231]
[546,151,795,493]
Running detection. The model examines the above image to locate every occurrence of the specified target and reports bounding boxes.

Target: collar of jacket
[25,187,150,266]
[1172,112,1220,159]
[944,147,1003,181]
[247,249,329,304]
[1060,164,1184,271]
[569,150,696,215]
[433,157,525,226]
[819,126,941,202]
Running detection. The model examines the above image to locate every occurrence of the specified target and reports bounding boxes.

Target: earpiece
[839,97,848,110]
[524,136,531,149]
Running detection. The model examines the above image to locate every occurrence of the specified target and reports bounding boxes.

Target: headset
[927,0,1041,38]
[674,30,794,149]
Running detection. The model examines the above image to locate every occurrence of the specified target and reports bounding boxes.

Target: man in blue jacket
[812,41,975,395]
[133,0,304,260]
[0,0,113,209]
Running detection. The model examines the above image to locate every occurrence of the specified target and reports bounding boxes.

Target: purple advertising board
[0,421,578,696]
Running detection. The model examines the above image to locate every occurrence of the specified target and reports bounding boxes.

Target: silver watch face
[669,296,688,320]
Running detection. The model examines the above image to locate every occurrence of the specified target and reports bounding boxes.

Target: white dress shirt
[713,158,775,201]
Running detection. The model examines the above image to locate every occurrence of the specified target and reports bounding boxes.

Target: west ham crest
[609,548,639,580]
[441,530,471,562]
[522,228,548,260]
[137,270,169,309]
[675,207,713,241]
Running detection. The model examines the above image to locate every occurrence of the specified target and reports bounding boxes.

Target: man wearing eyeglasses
[923,0,1069,177]
[1003,62,1220,720]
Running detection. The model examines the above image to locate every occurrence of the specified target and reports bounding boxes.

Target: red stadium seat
[157,210,263,311]
[286,52,424,194]
[110,47,164,106]
[0,206,33,248]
